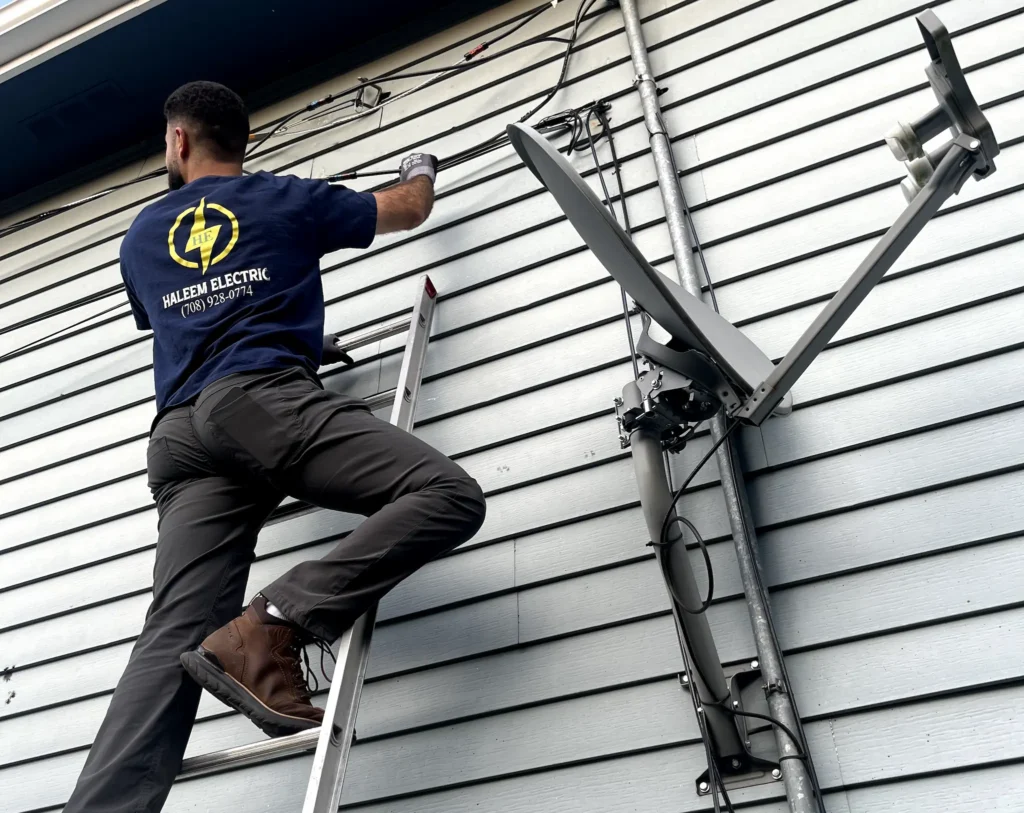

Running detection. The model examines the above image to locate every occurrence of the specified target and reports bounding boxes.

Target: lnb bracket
[885,9,998,205]
[737,11,998,425]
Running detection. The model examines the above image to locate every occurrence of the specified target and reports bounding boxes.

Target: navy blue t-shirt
[119,171,377,411]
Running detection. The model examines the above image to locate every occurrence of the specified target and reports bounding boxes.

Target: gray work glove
[321,334,354,366]
[399,153,438,184]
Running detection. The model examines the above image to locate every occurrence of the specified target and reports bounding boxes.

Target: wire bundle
[0,0,608,364]
[0,0,597,242]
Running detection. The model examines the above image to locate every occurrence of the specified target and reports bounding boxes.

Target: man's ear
[175,126,190,162]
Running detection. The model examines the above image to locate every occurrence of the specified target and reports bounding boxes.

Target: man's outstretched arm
[373,153,437,234]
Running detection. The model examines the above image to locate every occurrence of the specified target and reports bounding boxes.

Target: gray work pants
[64,367,486,813]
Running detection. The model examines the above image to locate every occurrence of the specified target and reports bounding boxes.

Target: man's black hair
[164,81,249,162]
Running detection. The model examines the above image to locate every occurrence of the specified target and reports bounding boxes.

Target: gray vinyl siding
[2,0,1023,809]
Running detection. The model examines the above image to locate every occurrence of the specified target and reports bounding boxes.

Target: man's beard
[167,163,185,191]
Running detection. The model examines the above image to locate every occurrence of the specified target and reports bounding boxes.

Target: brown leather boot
[180,596,326,737]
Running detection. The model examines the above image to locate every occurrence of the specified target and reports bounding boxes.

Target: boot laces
[287,632,336,701]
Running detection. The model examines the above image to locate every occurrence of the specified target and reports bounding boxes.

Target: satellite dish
[507,122,790,415]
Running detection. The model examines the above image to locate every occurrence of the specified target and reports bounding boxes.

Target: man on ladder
[65,80,487,813]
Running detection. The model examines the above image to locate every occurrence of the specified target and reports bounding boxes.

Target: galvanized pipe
[617,1,820,811]
[722,440,818,808]
[619,0,698,288]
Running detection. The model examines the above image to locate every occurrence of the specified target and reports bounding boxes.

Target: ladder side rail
[302,274,437,813]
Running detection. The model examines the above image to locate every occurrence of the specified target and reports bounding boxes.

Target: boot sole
[180,647,322,738]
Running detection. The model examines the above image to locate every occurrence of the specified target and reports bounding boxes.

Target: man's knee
[437,472,487,537]
[457,475,487,531]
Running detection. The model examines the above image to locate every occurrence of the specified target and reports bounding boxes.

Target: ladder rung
[363,388,396,411]
[179,728,320,779]
[334,316,411,354]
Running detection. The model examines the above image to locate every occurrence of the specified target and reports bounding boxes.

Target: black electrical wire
[574,104,609,153]
[434,0,602,174]
[0,299,131,363]
[247,0,557,138]
[395,5,605,181]
[245,107,308,159]
[710,702,807,759]
[246,0,576,160]
[644,421,739,735]
[676,618,738,813]
[581,103,639,379]
[325,102,598,183]
[354,34,575,82]
[676,553,824,813]
[478,2,551,51]
[713,764,738,813]
[517,0,601,130]
[0,168,167,240]
[658,419,825,806]
[555,103,608,155]
[654,421,738,617]
[660,421,739,553]
[672,595,727,813]
[696,701,725,813]
[653,514,715,614]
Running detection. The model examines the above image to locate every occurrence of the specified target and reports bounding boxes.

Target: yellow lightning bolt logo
[184,198,221,273]
[168,197,240,272]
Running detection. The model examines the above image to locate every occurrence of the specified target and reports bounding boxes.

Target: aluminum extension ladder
[178,274,438,811]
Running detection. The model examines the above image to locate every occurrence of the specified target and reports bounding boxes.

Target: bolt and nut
[730,758,742,770]
[772,768,782,780]
[698,781,710,794]
[750,659,759,669]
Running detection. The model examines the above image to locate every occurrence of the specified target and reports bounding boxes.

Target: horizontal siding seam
[731,232,1024,329]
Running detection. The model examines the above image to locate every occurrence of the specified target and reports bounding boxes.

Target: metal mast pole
[616,2,820,810]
